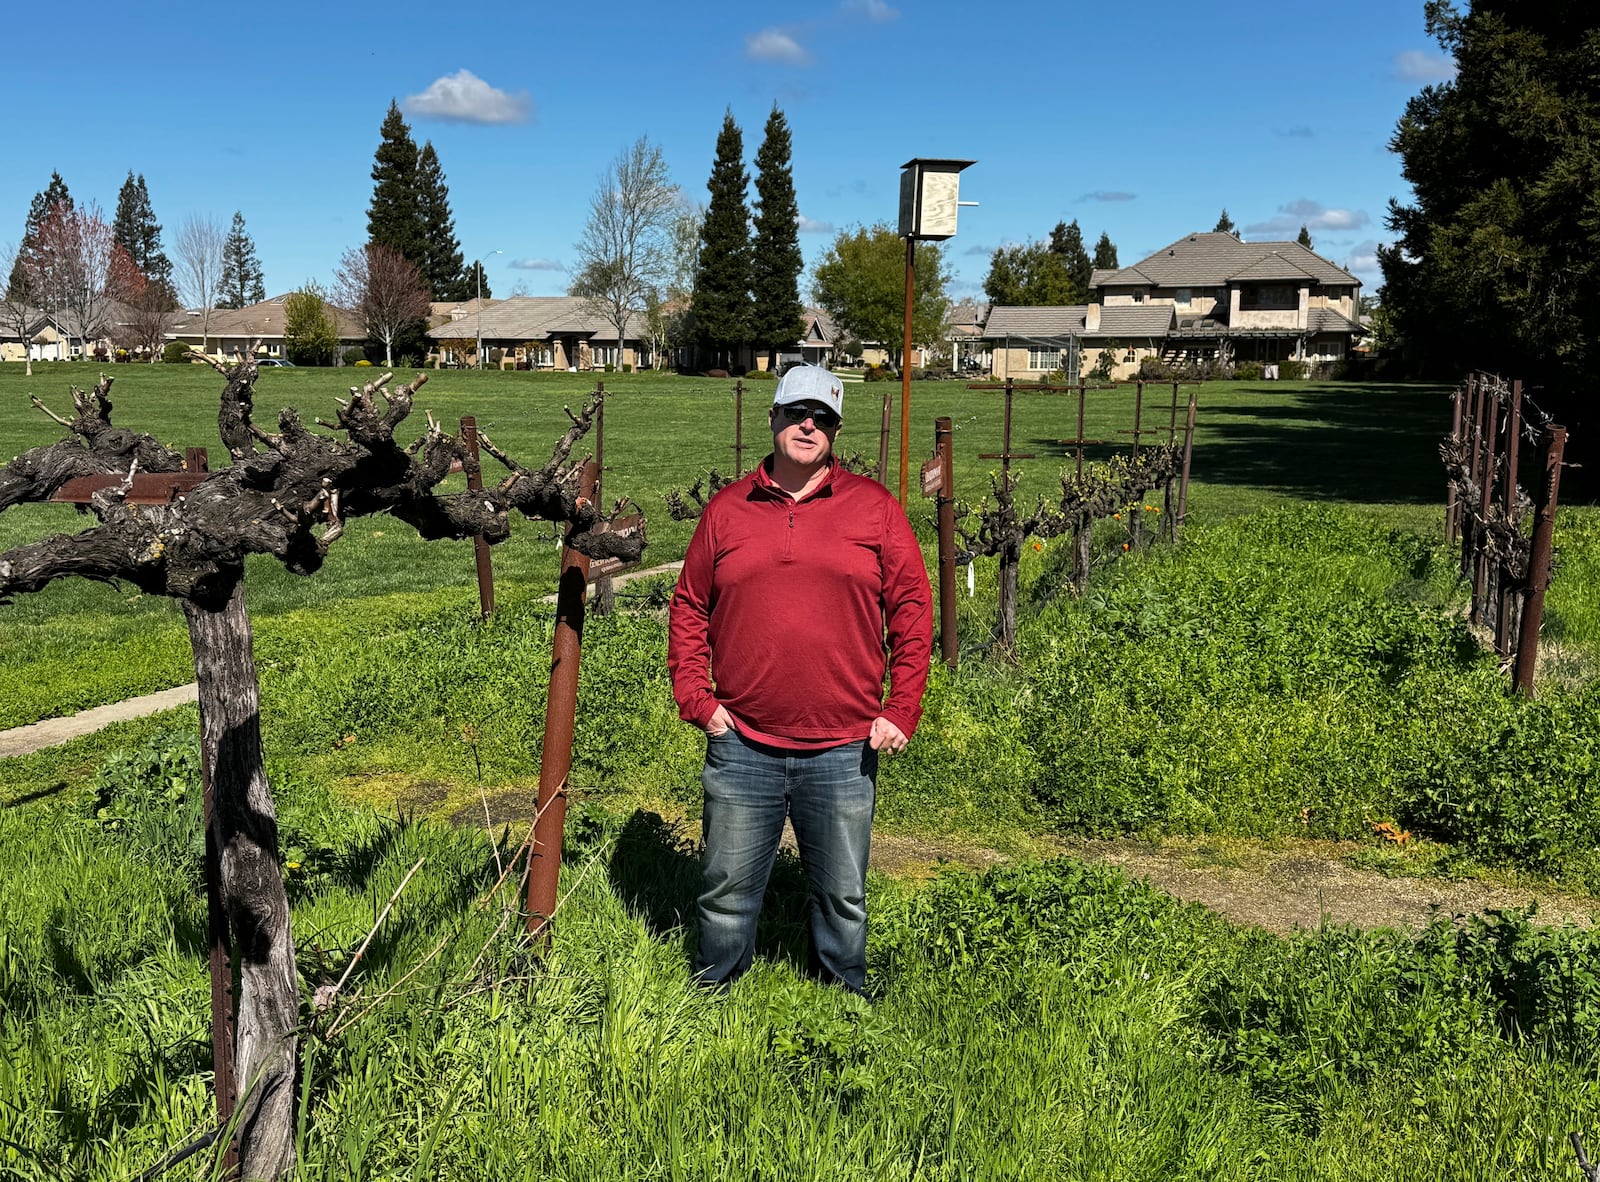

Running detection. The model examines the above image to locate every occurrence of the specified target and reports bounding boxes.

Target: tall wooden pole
[526,462,597,941]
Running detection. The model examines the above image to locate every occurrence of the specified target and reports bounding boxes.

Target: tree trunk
[996,539,1020,655]
[183,577,298,1182]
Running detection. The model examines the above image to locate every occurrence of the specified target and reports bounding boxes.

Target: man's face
[770,400,840,467]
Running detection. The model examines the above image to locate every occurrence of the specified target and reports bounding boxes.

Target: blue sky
[1,0,1454,306]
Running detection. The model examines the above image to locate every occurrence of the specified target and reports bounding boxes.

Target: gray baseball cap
[772,365,844,418]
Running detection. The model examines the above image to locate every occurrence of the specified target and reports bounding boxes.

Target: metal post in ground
[590,384,615,616]
[1176,390,1198,539]
[733,379,745,477]
[934,416,958,668]
[1462,374,1484,581]
[1472,380,1500,624]
[460,416,495,618]
[525,461,598,941]
[1514,426,1567,697]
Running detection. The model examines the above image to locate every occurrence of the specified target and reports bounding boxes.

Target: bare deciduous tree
[176,213,226,355]
[571,137,678,370]
[115,268,175,362]
[0,241,37,374]
[32,201,140,355]
[0,365,644,1178]
[334,243,432,366]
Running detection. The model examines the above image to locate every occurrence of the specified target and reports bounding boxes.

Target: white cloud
[842,0,899,21]
[797,214,835,234]
[404,70,532,124]
[509,258,563,271]
[1077,190,1137,203]
[1392,50,1457,83]
[1246,200,1372,237]
[1345,240,1384,276]
[746,28,813,65]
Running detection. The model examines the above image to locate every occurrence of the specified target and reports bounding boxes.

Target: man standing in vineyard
[668,365,933,995]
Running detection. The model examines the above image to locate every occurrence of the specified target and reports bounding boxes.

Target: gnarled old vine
[0,359,643,1181]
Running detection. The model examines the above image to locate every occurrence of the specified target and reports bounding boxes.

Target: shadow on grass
[1028,382,1451,504]
[604,808,815,979]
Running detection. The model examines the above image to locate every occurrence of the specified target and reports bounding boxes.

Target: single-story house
[426,296,649,371]
[166,295,365,363]
[984,231,1366,380]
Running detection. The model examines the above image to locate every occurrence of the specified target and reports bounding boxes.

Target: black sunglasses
[777,403,841,430]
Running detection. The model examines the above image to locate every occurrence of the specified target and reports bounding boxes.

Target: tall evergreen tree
[1213,208,1239,236]
[219,211,267,309]
[367,101,426,268]
[1296,225,1314,250]
[1092,231,1119,270]
[417,142,469,301]
[463,259,492,301]
[692,110,753,366]
[111,172,172,293]
[8,171,73,299]
[748,104,805,364]
[1047,219,1093,302]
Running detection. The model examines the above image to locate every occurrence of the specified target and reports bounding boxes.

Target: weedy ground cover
[5,365,1600,1177]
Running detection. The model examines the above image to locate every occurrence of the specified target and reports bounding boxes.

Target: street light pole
[475,249,501,369]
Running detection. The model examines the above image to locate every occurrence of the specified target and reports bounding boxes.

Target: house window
[1175,288,1192,307]
[1131,290,1146,304]
[1028,348,1060,371]
[1240,285,1297,310]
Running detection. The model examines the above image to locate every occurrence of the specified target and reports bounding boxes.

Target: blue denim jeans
[695,730,878,992]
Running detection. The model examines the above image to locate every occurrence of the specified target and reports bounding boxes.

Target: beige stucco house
[985,231,1365,380]
[166,296,365,363]
[426,296,649,371]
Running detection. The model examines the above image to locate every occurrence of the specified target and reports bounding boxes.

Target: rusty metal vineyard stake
[1446,383,1464,544]
[525,461,598,941]
[1514,426,1566,697]
[935,416,958,668]
[733,380,745,477]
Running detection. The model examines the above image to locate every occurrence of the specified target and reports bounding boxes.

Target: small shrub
[1279,358,1307,380]
[744,369,777,381]
[622,362,633,373]
[706,368,730,379]
[603,362,615,373]
[1137,357,1176,380]
[1090,349,1116,380]
[863,364,894,382]
[342,346,366,366]
[161,341,190,364]
[1234,361,1265,381]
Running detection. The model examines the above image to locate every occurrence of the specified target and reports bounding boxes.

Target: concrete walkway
[0,560,685,761]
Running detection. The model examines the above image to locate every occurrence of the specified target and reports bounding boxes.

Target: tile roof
[426,295,643,342]
[1101,231,1359,289]
[982,304,1087,340]
[168,295,364,341]
[1307,307,1366,335]
[1084,304,1174,337]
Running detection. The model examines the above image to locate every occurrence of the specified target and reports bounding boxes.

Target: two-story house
[985,231,1365,380]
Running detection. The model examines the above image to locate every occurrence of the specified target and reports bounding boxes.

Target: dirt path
[863,830,1599,933]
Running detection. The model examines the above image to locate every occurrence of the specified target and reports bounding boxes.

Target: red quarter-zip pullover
[668,456,933,747]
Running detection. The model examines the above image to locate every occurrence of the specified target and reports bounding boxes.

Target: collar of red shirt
[751,454,840,503]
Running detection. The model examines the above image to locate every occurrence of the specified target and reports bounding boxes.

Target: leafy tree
[367,101,426,268]
[417,142,469,301]
[1214,208,1238,236]
[693,111,752,367]
[284,282,340,366]
[8,171,73,299]
[983,241,1077,306]
[219,211,267,309]
[749,104,805,364]
[1381,0,1600,411]
[111,172,172,296]
[1048,219,1093,301]
[1297,225,1314,249]
[1093,231,1119,270]
[570,137,679,371]
[463,259,492,300]
[812,223,950,369]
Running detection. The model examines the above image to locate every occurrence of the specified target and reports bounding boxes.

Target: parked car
[257,358,295,367]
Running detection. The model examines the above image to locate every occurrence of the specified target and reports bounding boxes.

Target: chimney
[1086,303,1101,333]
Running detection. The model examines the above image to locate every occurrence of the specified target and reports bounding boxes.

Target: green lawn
[0,363,1456,730]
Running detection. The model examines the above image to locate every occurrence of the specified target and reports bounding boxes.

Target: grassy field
[1,362,1454,730]
[5,362,1600,1179]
